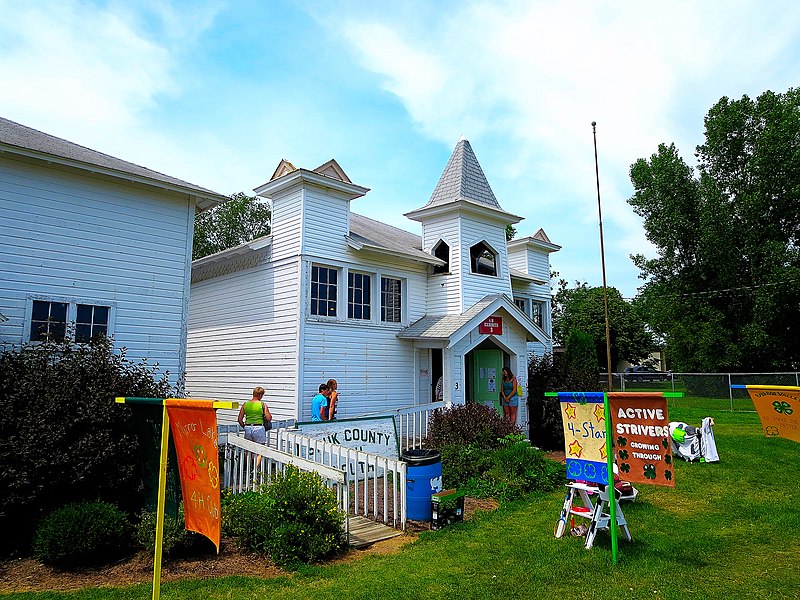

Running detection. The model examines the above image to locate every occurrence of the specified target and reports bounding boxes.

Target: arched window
[432,240,450,274]
[469,241,497,276]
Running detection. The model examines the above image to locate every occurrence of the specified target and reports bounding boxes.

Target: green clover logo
[665,470,672,481]
[620,462,630,473]
[773,401,793,415]
[619,449,629,460]
[662,437,669,449]
[665,455,672,465]
[643,464,657,480]
[617,436,627,447]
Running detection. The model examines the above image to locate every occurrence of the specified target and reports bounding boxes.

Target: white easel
[555,481,632,549]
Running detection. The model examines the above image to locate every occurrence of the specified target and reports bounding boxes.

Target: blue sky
[2,0,799,298]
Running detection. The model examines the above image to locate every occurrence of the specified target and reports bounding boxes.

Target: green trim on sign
[544,392,558,397]
[663,392,685,398]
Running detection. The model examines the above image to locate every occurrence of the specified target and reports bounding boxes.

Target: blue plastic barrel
[403,449,442,521]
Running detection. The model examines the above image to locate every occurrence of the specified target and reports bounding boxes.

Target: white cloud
[328,0,800,294]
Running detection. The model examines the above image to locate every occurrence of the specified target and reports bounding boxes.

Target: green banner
[130,403,181,518]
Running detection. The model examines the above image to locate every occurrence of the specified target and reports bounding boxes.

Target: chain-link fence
[605,372,800,411]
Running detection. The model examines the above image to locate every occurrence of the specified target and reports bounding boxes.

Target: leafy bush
[0,336,174,554]
[135,506,211,558]
[440,443,492,489]
[459,435,564,501]
[223,467,347,568]
[424,403,520,451]
[33,501,132,569]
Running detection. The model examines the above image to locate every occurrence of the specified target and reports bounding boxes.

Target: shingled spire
[425,138,502,210]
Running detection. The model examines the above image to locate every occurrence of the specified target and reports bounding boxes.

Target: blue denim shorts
[501,396,519,407]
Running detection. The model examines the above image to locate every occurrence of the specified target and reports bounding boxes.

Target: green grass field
[5,406,800,600]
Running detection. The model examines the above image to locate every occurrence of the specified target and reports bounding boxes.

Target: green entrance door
[471,349,503,414]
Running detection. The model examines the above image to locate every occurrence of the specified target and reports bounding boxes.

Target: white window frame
[310,264,340,319]
[531,300,546,329]
[513,297,530,318]
[23,295,116,344]
[380,276,403,324]
[347,270,373,321]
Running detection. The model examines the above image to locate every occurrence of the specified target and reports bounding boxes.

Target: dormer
[405,138,521,312]
[255,159,369,262]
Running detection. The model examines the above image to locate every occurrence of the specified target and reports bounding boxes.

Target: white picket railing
[220,402,447,532]
[274,428,407,530]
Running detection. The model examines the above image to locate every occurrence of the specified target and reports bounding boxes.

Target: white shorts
[244,425,266,444]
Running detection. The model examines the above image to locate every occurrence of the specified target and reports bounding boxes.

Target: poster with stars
[608,392,674,488]
[559,392,609,485]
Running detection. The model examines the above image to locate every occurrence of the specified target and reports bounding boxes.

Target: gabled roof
[0,117,226,210]
[314,159,351,183]
[397,294,549,346]
[425,138,501,210]
[347,213,444,266]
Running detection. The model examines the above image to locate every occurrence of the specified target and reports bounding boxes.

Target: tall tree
[552,282,653,371]
[193,192,271,260]
[629,88,800,371]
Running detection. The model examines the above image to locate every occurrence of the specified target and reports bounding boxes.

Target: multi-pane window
[532,301,545,328]
[311,265,338,317]
[30,300,68,341]
[513,297,528,316]
[348,272,372,320]
[381,277,402,323]
[76,304,110,343]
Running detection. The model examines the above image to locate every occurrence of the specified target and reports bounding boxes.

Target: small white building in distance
[185,139,559,430]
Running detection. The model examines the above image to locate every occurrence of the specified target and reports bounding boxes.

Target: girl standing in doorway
[500,367,519,424]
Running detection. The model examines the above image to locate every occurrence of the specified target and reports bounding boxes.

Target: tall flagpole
[592,121,614,392]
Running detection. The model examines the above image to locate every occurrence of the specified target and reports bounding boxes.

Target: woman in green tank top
[237,386,272,447]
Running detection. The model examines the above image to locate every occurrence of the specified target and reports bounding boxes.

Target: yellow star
[594,404,605,423]
[565,403,577,420]
[568,439,583,458]
[599,443,607,460]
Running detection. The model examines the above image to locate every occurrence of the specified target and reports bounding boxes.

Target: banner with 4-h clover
[608,392,675,488]
[742,386,800,443]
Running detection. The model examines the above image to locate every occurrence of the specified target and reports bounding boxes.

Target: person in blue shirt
[311,383,331,421]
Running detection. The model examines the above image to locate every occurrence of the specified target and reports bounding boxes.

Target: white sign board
[296,416,400,460]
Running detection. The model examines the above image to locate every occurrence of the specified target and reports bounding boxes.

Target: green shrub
[459,435,564,501]
[0,335,174,555]
[33,501,132,569]
[440,443,492,489]
[424,403,520,451]
[135,506,211,558]
[223,467,347,568]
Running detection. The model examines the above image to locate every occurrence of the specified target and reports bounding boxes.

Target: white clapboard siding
[269,184,304,261]
[0,154,193,383]
[185,257,301,419]
[421,215,461,315]
[301,319,417,420]
[459,215,513,310]
[303,187,352,261]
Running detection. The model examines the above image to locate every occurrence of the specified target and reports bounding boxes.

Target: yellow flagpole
[152,403,170,600]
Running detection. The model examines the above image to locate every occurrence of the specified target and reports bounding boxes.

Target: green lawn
[5,407,800,600]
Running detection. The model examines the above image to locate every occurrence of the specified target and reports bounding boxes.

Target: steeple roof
[425,138,502,210]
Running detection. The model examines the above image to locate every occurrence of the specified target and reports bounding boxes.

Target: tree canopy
[193,192,271,260]
[552,281,653,371]
[628,88,800,371]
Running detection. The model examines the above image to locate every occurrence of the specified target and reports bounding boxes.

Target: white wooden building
[0,117,226,385]
[185,140,560,429]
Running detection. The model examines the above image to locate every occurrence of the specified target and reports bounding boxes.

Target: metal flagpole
[592,121,614,392]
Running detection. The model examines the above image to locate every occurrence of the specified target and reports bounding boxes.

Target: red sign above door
[479,316,503,335]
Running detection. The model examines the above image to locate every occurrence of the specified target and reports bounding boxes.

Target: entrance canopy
[396,293,548,348]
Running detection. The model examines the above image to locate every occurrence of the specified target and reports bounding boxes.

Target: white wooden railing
[220,402,447,531]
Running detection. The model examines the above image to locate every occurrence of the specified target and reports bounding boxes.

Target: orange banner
[165,399,221,551]
[744,386,800,443]
[608,393,674,487]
